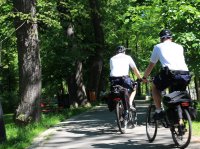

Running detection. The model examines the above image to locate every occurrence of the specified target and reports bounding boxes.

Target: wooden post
[0,101,6,142]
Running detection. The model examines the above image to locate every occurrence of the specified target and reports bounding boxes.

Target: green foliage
[0,0,200,112]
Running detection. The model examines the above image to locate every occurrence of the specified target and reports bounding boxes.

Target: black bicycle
[111,84,137,134]
[146,89,194,148]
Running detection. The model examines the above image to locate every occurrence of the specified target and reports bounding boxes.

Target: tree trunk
[0,101,6,142]
[67,61,88,107]
[88,0,104,98]
[88,0,104,51]
[88,55,103,100]
[75,61,88,105]
[13,0,41,125]
[68,74,77,106]
[194,76,200,100]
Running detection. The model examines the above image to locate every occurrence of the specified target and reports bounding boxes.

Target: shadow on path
[29,102,199,149]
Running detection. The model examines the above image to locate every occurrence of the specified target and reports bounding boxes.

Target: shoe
[153,111,165,120]
[129,106,136,111]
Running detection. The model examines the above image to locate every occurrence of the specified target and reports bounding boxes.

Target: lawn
[192,102,200,136]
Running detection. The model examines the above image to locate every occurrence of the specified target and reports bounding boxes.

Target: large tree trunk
[13,0,41,125]
[88,0,104,99]
[88,55,103,100]
[67,61,88,107]
[75,61,88,105]
[194,76,200,100]
[0,101,6,142]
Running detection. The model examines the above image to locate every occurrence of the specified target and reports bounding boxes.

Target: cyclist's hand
[142,77,148,83]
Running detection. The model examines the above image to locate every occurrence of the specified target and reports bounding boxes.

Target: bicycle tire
[128,100,137,128]
[171,109,192,149]
[146,103,158,142]
[115,100,126,134]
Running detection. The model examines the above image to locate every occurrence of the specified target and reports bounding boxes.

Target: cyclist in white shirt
[109,46,143,113]
[143,29,191,120]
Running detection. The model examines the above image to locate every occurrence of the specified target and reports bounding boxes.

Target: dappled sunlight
[30,103,199,149]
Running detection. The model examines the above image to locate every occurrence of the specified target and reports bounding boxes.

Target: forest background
[0,0,199,132]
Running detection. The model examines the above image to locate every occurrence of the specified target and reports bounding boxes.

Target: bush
[1,91,19,114]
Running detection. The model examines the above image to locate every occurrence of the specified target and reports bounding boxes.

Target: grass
[0,105,94,149]
[192,121,200,136]
[192,102,200,136]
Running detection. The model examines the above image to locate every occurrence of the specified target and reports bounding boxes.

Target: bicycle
[146,84,194,148]
[111,82,137,134]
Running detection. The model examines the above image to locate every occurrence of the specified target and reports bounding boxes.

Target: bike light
[181,102,189,107]
[113,98,121,101]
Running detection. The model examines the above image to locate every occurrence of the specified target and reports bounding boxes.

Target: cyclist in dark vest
[143,29,191,120]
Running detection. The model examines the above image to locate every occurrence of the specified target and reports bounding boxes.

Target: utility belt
[109,75,129,79]
[170,70,190,75]
[161,67,189,75]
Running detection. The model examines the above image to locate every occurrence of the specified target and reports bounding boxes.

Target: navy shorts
[109,76,134,93]
[153,71,172,91]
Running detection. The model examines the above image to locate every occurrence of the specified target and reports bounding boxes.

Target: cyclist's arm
[143,62,155,79]
[132,67,142,79]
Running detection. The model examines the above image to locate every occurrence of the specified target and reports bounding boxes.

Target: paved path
[28,101,200,149]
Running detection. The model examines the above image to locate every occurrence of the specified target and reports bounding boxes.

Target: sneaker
[129,106,136,111]
[153,111,165,120]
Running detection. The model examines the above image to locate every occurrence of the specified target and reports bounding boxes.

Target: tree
[88,0,104,99]
[13,0,41,124]
[0,101,6,142]
[56,0,89,106]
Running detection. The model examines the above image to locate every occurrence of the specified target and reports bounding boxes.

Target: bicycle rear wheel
[171,109,192,149]
[146,103,158,142]
[115,100,126,134]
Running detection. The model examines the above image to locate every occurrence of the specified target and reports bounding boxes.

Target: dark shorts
[109,76,134,93]
[153,67,191,91]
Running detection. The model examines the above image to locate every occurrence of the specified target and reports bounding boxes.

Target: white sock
[155,109,162,113]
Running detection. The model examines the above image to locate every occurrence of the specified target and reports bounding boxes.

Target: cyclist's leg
[122,76,133,108]
[129,90,136,110]
[152,70,171,119]
[152,83,162,111]
[123,89,129,111]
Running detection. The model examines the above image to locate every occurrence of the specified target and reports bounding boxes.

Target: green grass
[192,102,200,136]
[0,106,93,149]
[192,122,200,136]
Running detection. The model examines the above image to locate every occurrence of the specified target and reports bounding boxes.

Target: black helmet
[116,45,126,53]
[159,29,172,39]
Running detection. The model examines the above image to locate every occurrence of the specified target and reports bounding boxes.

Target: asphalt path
[28,101,200,149]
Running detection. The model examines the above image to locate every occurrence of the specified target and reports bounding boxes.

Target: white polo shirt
[150,40,188,71]
[110,53,136,77]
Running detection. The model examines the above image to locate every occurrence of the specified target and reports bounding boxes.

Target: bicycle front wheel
[115,100,126,134]
[171,109,192,149]
[146,103,158,142]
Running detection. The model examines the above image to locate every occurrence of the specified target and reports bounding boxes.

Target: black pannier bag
[163,91,197,120]
[107,93,116,112]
